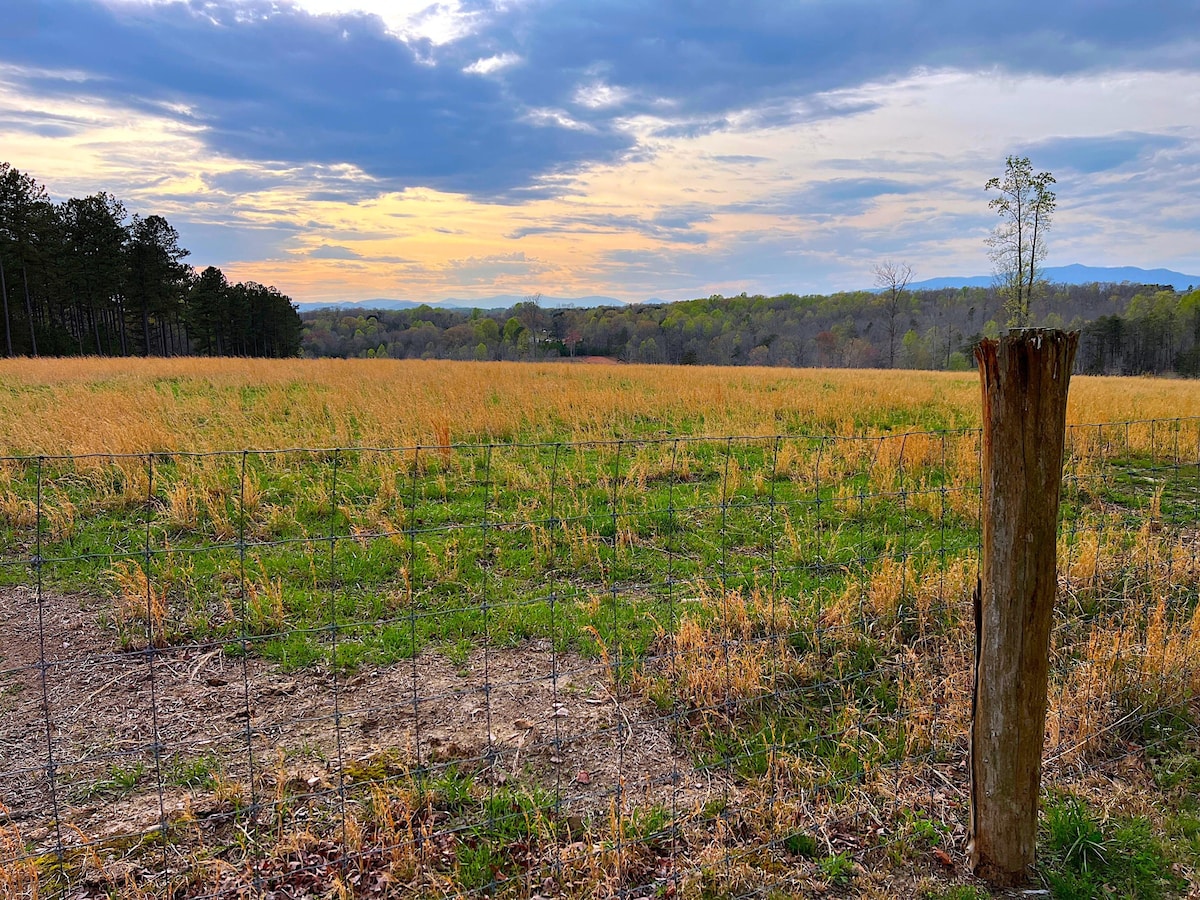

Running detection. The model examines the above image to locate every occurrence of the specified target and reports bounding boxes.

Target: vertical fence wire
[141,453,169,886]
[766,435,782,838]
[328,448,351,875]
[406,444,424,887]
[665,437,682,900]
[547,442,563,891]
[33,455,66,889]
[236,450,262,893]
[480,441,496,883]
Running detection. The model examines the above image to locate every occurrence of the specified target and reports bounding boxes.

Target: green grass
[78,762,147,800]
[0,436,987,667]
[1039,795,1187,900]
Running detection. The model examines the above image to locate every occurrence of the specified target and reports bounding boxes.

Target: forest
[302,281,1200,376]
[0,163,302,358]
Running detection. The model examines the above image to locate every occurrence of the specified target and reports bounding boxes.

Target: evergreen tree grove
[0,163,301,358]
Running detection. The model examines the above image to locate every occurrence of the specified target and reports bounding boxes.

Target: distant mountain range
[907,264,1200,293]
[296,264,1199,311]
[296,293,631,311]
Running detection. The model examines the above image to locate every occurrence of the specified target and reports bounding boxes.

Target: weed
[922,887,990,900]
[818,850,855,885]
[0,803,38,896]
[81,762,147,799]
[168,753,221,790]
[899,808,946,852]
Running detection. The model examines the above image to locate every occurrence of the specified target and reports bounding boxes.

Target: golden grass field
[1,356,1199,456]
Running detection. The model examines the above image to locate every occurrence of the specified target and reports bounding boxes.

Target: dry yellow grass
[2,356,1196,456]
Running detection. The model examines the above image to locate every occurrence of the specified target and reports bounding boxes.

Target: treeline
[0,163,301,358]
[302,282,1200,376]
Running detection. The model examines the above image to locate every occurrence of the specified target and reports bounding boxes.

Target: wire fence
[1,418,1198,898]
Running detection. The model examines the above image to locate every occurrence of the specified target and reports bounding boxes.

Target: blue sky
[1,0,1197,302]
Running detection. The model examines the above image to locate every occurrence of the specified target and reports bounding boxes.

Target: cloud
[308,244,363,259]
[1020,132,1185,174]
[0,105,93,138]
[463,52,521,76]
[505,206,712,244]
[708,154,771,166]
[478,0,1200,126]
[725,178,925,218]
[7,1,632,201]
[439,250,552,285]
[5,2,1200,303]
[3,0,1194,206]
[174,220,301,265]
[596,233,848,298]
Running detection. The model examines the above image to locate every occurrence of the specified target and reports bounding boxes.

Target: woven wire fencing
[1,418,1198,898]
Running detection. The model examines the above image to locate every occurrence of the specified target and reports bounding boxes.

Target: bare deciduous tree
[516,292,543,356]
[873,260,913,368]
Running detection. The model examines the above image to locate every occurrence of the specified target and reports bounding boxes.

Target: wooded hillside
[302,282,1200,376]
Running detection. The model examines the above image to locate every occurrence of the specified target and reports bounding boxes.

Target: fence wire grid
[1,417,1199,898]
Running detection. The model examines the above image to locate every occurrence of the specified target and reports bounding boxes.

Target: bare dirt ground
[0,587,719,858]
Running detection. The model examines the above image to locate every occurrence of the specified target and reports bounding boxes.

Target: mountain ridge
[907,264,1199,293]
[296,264,1200,311]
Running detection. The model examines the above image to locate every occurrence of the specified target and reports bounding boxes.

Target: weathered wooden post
[968,329,1079,885]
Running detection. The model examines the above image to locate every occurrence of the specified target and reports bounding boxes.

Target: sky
[1,0,1198,305]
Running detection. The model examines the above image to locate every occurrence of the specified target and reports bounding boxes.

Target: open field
[2,358,1200,898]
[3,357,1200,454]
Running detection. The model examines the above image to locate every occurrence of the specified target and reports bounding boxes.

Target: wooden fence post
[968,329,1079,885]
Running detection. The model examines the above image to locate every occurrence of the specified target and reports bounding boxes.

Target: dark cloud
[172,219,301,264]
[440,250,551,285]
[1020,132,1185,174]
[650,118,732,139]
[708,155,772,165]
[309,244,363,259]
[598,233,844,296]
[477,0,1200,124]
[0,108,89,138]
[506,207,711,244]
[2,0,1197,203]
[0,118,74,139]
[5,0,632,201]
[726,178,925,218]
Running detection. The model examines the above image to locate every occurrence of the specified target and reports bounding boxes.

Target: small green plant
[921,887,989,900]
[818,851,855,885]
[82,762,146,799]
[782,831,819,858]
[1151,751,1200,793]
[902,808,945,847]
[455,839,502,891]
[428,765,474,810]
[623,804,671,842]
[168,753,220,789]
